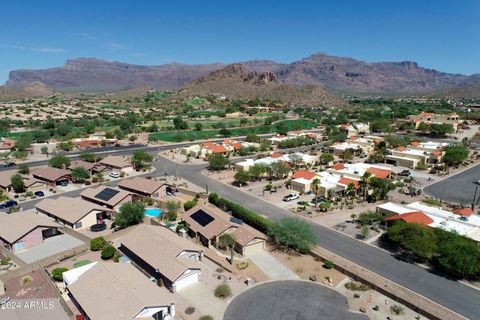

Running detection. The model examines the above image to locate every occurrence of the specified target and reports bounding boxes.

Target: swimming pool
[144,208,163,217]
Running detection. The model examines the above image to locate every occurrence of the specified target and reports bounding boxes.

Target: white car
[109,171,120,178]
[283,193,299,202]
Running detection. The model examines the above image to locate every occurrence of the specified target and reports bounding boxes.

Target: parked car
[0,200,18,209]
[283,193,299,202]
[2,162,16,167]
[34,191,45,197]
[109,171,120,178]
[57,180,68,187]
[310,196,327,204]
[398,169,411,177]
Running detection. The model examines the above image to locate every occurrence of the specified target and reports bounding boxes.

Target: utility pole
[472,186,478,211]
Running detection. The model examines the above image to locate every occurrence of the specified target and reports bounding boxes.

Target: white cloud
[1,44,66,53]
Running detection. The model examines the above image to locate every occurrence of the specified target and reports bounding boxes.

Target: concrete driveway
[16,234,85,264]
[248,251,299,280]
[224,280,368,320]
[178,282,225,320]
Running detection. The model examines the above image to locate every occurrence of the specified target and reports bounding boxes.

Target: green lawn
[149,119,317,142]
[73,260,93,268]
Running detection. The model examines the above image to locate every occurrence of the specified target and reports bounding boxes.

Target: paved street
[424,164,480,205]
[223,280,367,320]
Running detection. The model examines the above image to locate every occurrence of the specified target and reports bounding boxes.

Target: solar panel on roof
[191,210,214,227]
[95,188,120,201]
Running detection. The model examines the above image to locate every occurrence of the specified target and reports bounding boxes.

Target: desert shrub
[344,281,371,291]
[185,307,196,315]
[323,260,334,269]
[214,283,231,299]
[90,237,107,251]
[52,267,69,282]
[101,245,116,260]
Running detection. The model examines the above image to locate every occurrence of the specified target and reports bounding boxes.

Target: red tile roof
[432,151,442,157]
[232,143,243,150]
[349,136,358,141]
[398,146,407,151]
[271,152,282,159]
[384,211,433,226]
[338,178,359,189]
[452,207,473,217]
[331,163,345,171]
[366,167,391,179]
[290,170,317,180]
[211,145,228,153]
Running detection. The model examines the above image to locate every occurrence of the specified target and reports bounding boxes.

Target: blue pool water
[144,208,163,217]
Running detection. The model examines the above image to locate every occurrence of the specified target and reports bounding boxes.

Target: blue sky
[0,0,479,83]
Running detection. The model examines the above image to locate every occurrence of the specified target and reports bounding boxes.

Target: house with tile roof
[182,205,266,256]
[36,196,113,230]
[63,261,175,320]
[0,210,61,252]
[378,201,480,242]
[409,112,461,132]
[119,224,203,292]
[385,141,448,169]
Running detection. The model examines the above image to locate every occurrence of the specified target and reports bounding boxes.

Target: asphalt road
[223,280,367,320]
[423,164,480,205]
[7,137,480,319]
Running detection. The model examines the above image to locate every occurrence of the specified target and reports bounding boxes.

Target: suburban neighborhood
[1,2,480,320]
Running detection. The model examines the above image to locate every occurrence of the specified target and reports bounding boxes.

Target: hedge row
[208,193,272,233]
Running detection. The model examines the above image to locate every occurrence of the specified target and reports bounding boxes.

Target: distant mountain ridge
[181,63,345,107]
[5,53,480,94]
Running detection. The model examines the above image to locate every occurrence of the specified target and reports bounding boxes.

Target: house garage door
[174,272,199,291]
[242,241,265,256]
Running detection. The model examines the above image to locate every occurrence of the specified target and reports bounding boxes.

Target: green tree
[194,122,203,131]
[90,237,107,251]
[71,167,90,183]
[15,134,32,151]
[114,202,145,229]
[386,222,437,261]
[218,233,235,250]
[443,145,469,165]
[131,150,153,170]
[52,267,69,282]
[269,218,317,253]
[101,245,116,260]
[271,161,290,179]
[207,153,230,170]
[173,117,188,130]
[80,152,96,163]
[40,146,49,156]
[248,164,268,181]
[48,155,71,169]
[17,164,30,175]
[234,170,250,185]
[319,153,334,165]
[437,233,480,278]
[10,174,25,193]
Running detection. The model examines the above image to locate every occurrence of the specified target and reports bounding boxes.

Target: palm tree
[346,183,356,199]
[311,178,320,207]
[360,172,372,200]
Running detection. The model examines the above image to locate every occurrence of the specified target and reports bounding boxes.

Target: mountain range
[4,53,480,95]
[181,63,345,107]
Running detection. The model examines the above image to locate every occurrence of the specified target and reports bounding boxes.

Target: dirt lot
[269,245,346,287]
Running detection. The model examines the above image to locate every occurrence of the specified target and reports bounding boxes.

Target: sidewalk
[248,251,299,280]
